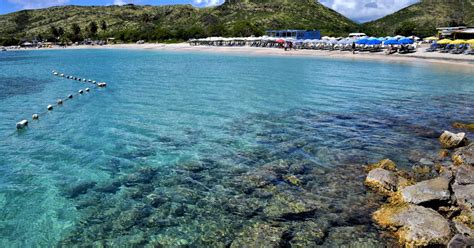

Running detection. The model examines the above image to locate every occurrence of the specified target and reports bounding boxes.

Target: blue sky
[0,0,419,22]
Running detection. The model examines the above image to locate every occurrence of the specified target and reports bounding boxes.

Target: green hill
[0,0,358,45]
[362,0,474,37]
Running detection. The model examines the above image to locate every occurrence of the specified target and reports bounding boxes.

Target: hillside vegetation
[363,0,474,37]
[0,0,358,45]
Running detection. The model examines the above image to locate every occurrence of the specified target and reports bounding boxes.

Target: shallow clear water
[0,49,473,247]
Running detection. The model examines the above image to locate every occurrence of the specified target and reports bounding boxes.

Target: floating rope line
[15,70,108,131]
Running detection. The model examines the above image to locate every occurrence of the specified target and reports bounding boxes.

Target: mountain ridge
[362,0,474,37]
[0,1,357,45]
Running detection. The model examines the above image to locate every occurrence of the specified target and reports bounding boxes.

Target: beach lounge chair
[450,45,468,54]
[425,43,438,52]
[464,47,474,55]
[439,44,453,53]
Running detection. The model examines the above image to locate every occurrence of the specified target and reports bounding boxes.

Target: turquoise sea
[0,49,473,247]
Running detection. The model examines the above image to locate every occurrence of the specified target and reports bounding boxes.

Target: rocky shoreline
[365,129,474,247]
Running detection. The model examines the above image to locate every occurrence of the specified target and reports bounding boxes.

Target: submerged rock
[439,131,468,149]
[366,159,397,172]
[64,181,97,198]
[453,122,474,131]
[288,221,326,247]
[263,188,321,219]
[374,204,451,246]
[401,177,451,205]
[365,168,399,194]
[230,223,284,248]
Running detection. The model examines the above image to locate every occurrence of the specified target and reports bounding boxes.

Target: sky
[0,0,419,23]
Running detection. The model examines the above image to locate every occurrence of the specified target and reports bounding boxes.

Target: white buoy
[47,105,53,111]
[16,120,28,129]
[60,74,64,77]
[68,94,73,99]
[82,78,86,82]
[97,82,107,88]
[79,90,84,94]
[88,80,92,82]
[53,72,58,76]
[92,81,96,84]
[85,88,90,92]
[32,114,39,120]
[57,99,63,105]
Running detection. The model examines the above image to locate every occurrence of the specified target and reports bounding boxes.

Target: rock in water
[453,143,474,166]
[365,168,398,194]
[401,177,451,205]
[439,131,468,149]
[230,223,284,248]
[374,204,451,246]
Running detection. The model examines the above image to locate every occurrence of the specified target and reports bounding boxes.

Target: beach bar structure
[437,26,474,39]
[266,30,321,40]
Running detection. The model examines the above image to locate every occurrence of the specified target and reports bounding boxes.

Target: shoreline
[6,43,474,68]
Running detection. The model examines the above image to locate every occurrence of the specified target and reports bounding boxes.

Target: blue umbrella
[356,38,369,45]
[384,39,399,45]
[398,38,414,44]
[367,39,382,45]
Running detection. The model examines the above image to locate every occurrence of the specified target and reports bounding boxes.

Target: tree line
[0,19,265,46]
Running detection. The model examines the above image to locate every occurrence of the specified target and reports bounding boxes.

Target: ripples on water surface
[0,49,473,247]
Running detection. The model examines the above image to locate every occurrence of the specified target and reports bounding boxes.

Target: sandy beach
[6,43,474,67]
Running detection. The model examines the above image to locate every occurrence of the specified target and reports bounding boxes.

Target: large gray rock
[401,177,451,204]
[452,183,474,209]
[448,234,474,248]
[376,204,451,246]
[454,220,474,237]
[440,131,468,149]
[365,168,398,193]
[453,143,474,166]
[455,165,474,185]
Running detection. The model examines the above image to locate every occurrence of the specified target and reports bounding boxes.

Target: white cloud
[193,0,224,7]
[113,0,128,5]
[319,0,419,23]
[7,0,70,9]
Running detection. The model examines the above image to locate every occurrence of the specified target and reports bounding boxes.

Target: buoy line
[15,70,108,131]
[52,70,107,87]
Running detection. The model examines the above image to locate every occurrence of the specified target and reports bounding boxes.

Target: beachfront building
[348,33,367,38]
[266,30,321,40]
[437,26,474,39]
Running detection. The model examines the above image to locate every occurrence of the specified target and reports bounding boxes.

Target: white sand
[8,43,474,67]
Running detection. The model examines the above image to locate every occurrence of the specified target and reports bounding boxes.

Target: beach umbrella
[424,36,438,41]
[449,39,466,45]
[355,38,369,45]
[276,39,285,43]
[367,39,382,45]
[383,39,399,45]
[467,39,474,45]
[377,37,386,41]
[437,39,452,44]
[398,38,414,44]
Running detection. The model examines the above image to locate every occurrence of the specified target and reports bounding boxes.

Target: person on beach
[352,42,356,54]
